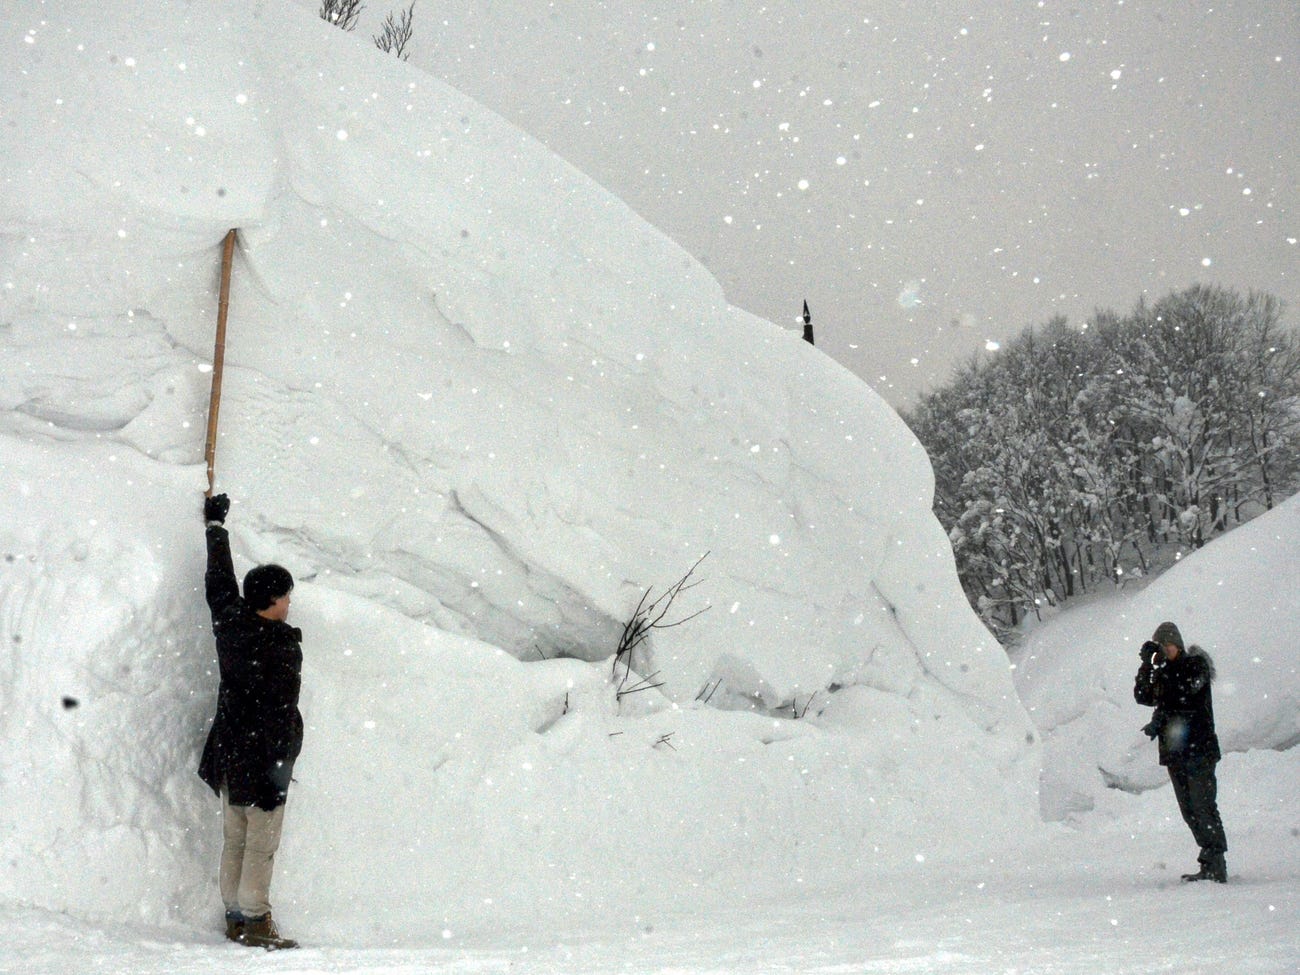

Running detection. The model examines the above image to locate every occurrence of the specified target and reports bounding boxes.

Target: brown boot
[224,911,245,943]
[239,913,299,950]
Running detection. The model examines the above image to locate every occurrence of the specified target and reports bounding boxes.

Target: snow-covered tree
[907,286,1300,640]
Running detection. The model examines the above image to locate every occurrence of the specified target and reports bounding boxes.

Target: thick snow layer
[2,0,1037,940]
[2,0,1022,716]
[1014,493,1300,820]
[3,747,1299,971]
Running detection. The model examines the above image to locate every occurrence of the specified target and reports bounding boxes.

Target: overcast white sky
[324,0,1297,408]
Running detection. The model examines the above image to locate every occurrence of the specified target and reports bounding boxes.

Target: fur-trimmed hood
[1185,643,1217,682]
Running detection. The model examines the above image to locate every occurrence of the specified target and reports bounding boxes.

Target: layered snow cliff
[1,0,1037,938]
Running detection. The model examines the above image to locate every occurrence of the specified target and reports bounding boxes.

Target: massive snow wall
[1,0,1038,939]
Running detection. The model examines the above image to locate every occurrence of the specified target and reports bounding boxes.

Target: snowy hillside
[1014,493,1300,821]
[2,0,1036,940]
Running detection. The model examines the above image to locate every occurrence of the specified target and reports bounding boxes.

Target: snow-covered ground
[2,2,1297,972]
[4,760,1299,974]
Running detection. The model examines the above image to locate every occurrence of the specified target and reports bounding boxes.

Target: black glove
[1140,640,1160,664]
[1141,710,1166,739]
[204,493,230,524]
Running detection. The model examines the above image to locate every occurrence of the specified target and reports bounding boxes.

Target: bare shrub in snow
[320,0,364,31]
[374,3,415,60]
[613,554,709,702]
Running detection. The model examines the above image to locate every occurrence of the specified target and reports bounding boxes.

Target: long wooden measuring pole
[204,229,238,498]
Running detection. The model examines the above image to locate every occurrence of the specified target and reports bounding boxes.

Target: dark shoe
[224,910,245,943]
[1181,853,1227,884]
[239,913,299,950]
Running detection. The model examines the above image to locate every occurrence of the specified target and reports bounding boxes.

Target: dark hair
[243,564,294,611]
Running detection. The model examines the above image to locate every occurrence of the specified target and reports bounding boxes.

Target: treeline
[904,285,1300,640]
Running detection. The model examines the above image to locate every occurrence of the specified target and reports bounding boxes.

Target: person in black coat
[1134,620,1228,883]
[200,493,302,949]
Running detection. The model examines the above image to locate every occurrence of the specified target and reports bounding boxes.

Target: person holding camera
[199,492,304,948]
[1133,621,1227,883]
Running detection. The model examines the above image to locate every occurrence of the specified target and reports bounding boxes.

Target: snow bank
[0,440,214,919]
[1014,494,1300,819]
[1,0,1037,939]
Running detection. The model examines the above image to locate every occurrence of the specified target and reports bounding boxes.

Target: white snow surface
[1,3,1297,972]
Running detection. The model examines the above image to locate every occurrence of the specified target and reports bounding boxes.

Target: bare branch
[695,678,723,705]
[374,2,415,60]
[793,691,818,719]
[320,0,364,31]
[617,672,665,697]
[612,554,711,701]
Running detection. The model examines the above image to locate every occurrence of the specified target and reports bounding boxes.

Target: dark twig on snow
[320,0,364,31]
[793,691,818,719]
[695,678,723,706]
[617,671,665,697]
[613,553,710,701]
[374,3,415,60]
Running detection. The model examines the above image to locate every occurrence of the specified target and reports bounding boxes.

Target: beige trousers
[219,788,286,918]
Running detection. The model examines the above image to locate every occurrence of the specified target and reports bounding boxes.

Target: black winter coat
[1134,646,1221,768]
[198,525,303,810]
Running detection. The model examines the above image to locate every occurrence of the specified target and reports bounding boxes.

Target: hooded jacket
[1134,642,1221,768]
[198,524,304,810]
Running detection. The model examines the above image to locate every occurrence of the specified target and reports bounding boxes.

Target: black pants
[1167,760,1227,858]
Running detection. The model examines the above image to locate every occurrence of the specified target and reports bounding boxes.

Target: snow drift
[1014,493,1300,821]
[1,0,1037,940]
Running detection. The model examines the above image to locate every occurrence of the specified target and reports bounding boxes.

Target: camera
[1140,640,1161,664]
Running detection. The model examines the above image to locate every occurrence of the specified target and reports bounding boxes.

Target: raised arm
[1133,640,1160,707]
[203,493,239,615]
